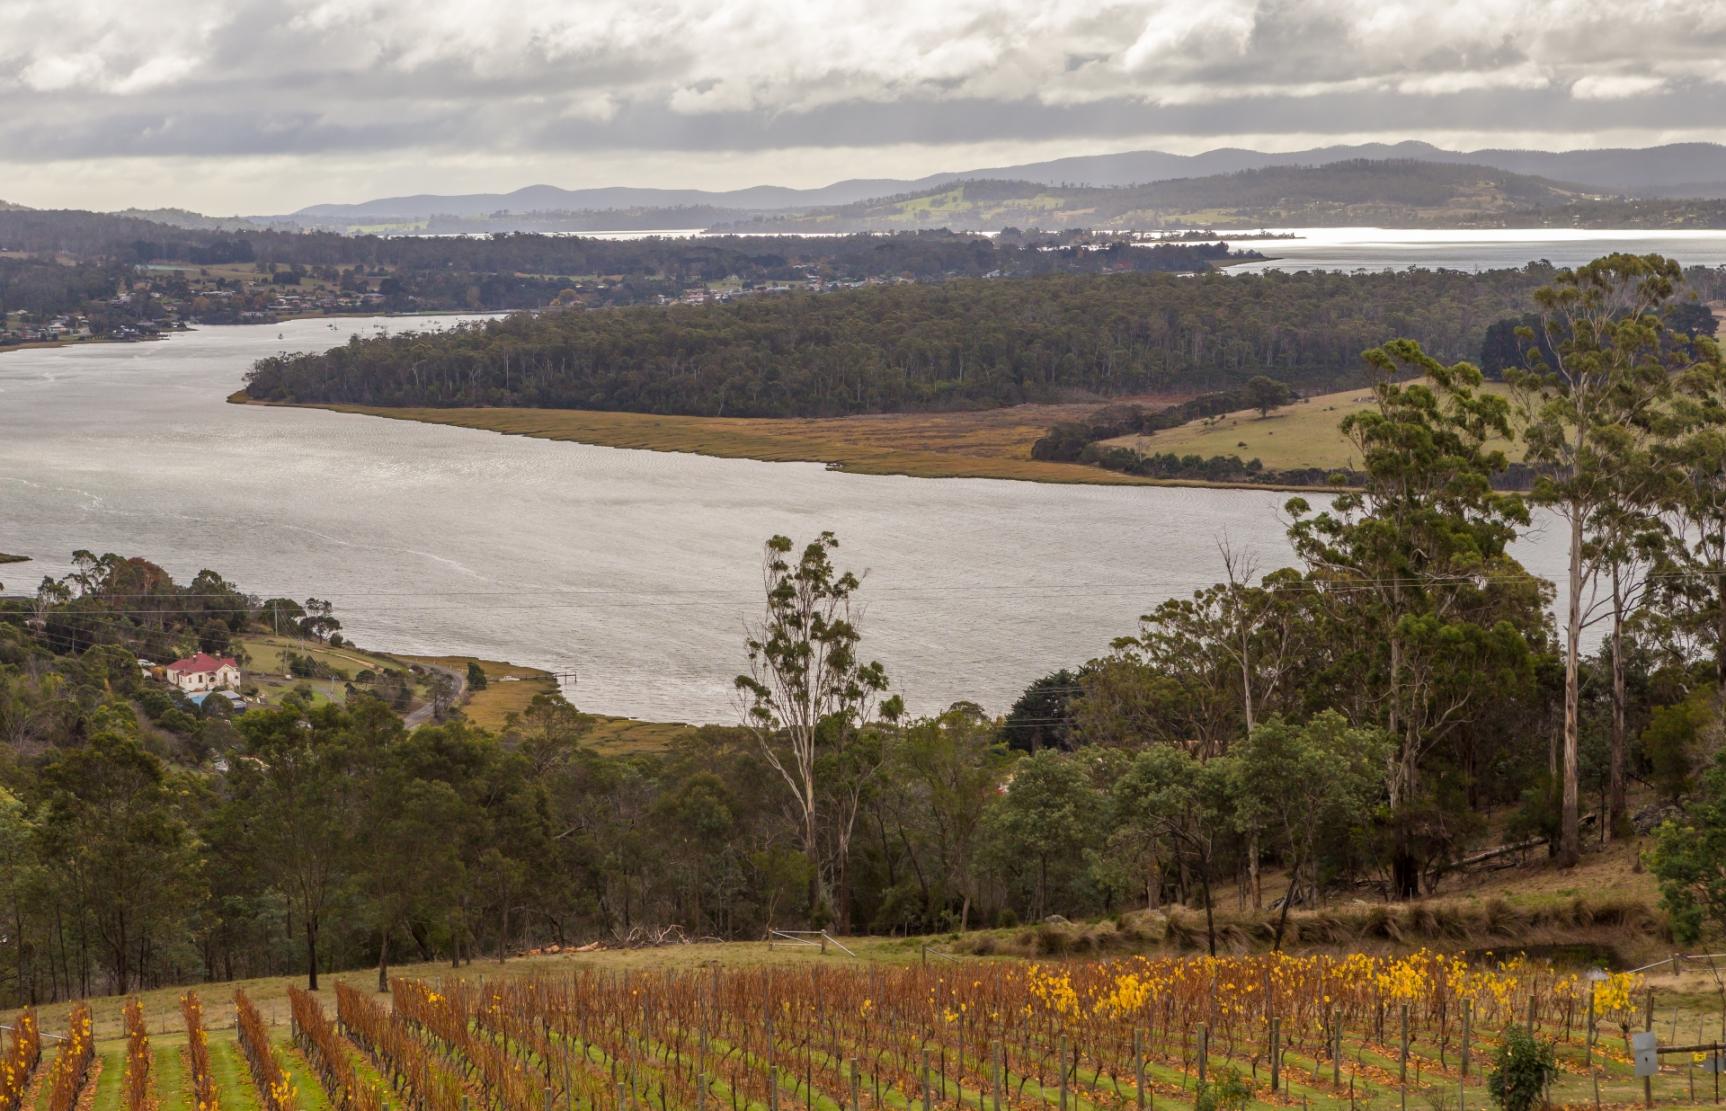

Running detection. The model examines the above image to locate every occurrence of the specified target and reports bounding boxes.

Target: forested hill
[245,266,1598,418]
[718,160,1599,233]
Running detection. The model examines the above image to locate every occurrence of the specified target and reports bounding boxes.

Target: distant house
[165,652,240,694]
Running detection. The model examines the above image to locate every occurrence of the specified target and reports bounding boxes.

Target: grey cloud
[3,0,1725,206]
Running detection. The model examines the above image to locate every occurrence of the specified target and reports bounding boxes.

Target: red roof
[166,652,238,675]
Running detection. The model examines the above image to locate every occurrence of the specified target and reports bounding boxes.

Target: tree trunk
[1609,593,1628,840]
[1271,858,1301,952]
[376,927,390,993]
[305,917,319,992]
[1247,830,1262,910]
[1200,856,1217,957]
[1558,512,1584,867]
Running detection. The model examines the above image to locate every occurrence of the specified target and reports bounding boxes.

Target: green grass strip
[335,1040,395,1110]
[208,1040,263,1111]
[88,1050,124,1111]
[271,1039,333,1111]
[154,1044,191,1111]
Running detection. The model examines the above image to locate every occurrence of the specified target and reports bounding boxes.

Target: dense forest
[0,257,126,318]
[14,260,1726,1005]
[243,265,1726,418]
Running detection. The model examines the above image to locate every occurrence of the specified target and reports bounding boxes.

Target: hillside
[718,160,1597,232]
[238,268,1565,418]
[269,141,1726,229]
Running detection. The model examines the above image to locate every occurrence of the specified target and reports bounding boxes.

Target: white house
[165,652,240,694]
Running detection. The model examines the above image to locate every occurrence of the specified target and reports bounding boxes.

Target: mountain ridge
[275,141,1726,223]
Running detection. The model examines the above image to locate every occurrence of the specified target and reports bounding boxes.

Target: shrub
[1487,1026,1557,1111]
[1195,1067,1253,1111]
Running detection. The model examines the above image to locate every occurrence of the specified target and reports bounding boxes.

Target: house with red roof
[165,652,240,694]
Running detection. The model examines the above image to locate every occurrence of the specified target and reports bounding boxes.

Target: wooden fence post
[1646,990,1656,1110]
[1461,998,1472,1111]
[1271,1016,1282,1093]
[1135,1029,1146,1110]
[1058,1037,1068,1111]
[1400,1004,1409,1111]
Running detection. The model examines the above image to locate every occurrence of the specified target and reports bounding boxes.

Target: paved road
[403,661,466,727]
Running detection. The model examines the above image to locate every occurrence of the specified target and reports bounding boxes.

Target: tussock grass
[957,892,1665,962]
[237,397,1203,486]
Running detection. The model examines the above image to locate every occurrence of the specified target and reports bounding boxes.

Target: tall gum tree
[1286,340,1544,897]
[1654,332,1726,701]
[735,532,900,929]
[1512,254,1694,862]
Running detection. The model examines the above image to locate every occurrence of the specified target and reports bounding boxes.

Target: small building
[165,652,240,694]
[188,690,247,712]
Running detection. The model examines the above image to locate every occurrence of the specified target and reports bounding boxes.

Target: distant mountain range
[272,141,1726,227]
[711,160,1601,234]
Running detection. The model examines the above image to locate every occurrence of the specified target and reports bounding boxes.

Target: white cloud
[1570,73,1667,100]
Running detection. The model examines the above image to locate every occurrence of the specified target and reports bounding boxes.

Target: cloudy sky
[3,0,1725,214]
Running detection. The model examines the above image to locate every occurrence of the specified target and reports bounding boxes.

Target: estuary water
[1226,226,1726,273]
[1,313,1577,723]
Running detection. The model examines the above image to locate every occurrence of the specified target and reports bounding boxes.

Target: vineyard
[2,953,1723,1111]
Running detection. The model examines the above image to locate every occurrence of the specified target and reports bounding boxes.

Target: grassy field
[236,634,426,710]
[1101,380,1518,472]
[394,653,558,731]
[235,396,1196,485]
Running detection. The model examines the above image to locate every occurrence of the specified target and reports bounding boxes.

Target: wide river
[1,299,1586,723]
[1224,227,1726,273]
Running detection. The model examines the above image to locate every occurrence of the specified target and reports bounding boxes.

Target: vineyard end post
[1135,1029,1146,1111]
[1461,998,1472,1111]
[1270,1016,1281,1093]
[1400,1003,1409,1111]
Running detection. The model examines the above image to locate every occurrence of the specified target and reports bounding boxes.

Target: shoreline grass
[230,395,1334,491]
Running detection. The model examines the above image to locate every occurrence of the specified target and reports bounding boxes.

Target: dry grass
[393,654,558,732]
[584,714,698,755]
[389,655,695,743]
[236,397,1199,485]
[1101,380,1518,472]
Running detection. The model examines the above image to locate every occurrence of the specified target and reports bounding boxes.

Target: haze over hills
[716,160,1598,233]
[276,141,1726,225]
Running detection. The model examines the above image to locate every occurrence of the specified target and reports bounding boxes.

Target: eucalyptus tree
[1108,746,1236,954]
[1231,712,1391,947]
[735,532,900,928]
[1654,337,1726,696]
[1513,255,1693,862]
[1287,340,1543,896]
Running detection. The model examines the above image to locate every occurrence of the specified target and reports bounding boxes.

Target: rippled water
[1226,227,1726,273]
[2,315,1577,722]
